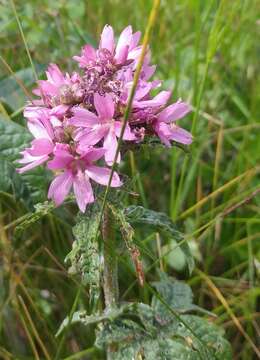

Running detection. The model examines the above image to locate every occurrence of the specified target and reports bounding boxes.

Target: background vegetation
[0,0,259,359]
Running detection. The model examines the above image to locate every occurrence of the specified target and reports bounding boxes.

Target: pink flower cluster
[18,25,192,212]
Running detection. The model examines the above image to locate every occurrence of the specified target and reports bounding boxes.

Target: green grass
[0,0,260,359]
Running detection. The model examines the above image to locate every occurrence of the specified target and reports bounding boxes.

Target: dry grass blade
[196,269,260,358]
[17,295,52,360]
[179,166,260,220]
[18,307,41,360]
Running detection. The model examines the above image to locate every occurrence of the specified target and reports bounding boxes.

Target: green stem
[102,207,118,360]
[102,207,118,308]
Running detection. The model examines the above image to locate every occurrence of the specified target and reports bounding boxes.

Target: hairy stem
[102,207,118,360]
[102,207,118,308]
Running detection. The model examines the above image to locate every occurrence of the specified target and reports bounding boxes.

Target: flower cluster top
[18,25,192,212]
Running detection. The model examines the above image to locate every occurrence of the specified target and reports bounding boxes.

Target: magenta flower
[33,63,84,108]
[71,93,135,165]
[17,24,193,212]
[153,100,193,146]
[74,25,141,69]
[47,145,122,212]
[17,111,54,173]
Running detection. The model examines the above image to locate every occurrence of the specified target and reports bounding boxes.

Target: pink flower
[74,25,142,69]
[17,24,193,212]
[70,93,135,165]
[47,145,122,212]
[17,111,54,173]
[153,100,192,146]
[33,64,84,108]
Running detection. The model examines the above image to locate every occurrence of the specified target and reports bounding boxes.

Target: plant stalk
[102,207,118,359]
[102,207,118,308]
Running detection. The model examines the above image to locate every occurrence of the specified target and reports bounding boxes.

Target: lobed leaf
[124,205,195,274]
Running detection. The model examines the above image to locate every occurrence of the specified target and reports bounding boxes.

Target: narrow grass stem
[10,0,38,81]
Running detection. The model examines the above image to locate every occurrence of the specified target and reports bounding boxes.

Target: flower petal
[75,126,106,147]
[115,25,132,62]
[134,90,171,108]
[85,165,122,187]
[114,121,136,141]
[169,125,193,145]
[48,171,73,206]
[17,154,49,174]
[158,101,191,123]
[46,64,64,85]
[104,128,120,165]
[70,107,99,126]
[154,122,172,147]
[73,171,94,212]
[81,147,106,162]
[100,25,115,53]
[155,122,192,146]
[28,138,53,156]
[94,93,114,121]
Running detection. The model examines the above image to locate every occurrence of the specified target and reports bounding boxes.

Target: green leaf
[93,273,231,359]
[0,116,50,206]
[124,206,195,274]
[56,304,141,337]
[95,312,232,360]
[65,204,101,302]
[167,314,232,359]
[152,273,214,318]
[0,116,31,161]
[0,65,44,110]
[0,158,31,203]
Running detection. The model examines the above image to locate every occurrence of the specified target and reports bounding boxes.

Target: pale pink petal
[115,45,129,64]
[141,64,156,80]
[114,121,136,141]
[100,25,115,53]
[85,165,122,187]
[47,144,74,170]
[27,120,51,140]
[94,93,114,120]
[104,129,120,165]
[53,143,71,156]
[130,31,141,49]
[75,126,106,146]
[158,101,191,123]
[155,122,192,146]
[73,172,94,212]
[50,104,69,117]
[50,116,62,127]
[48,171,73,206]
[28,138,53,156]
[134,82,153,100]
[17,155,49,173]
[115,26,132,62]
[47,155,73,170]
[81,44,96,62]
[73,45,97,67]
[71,107,99,126]
[81,147,106,162]
[128,45,142,61]
[37,80,58,96]
[46,64,64,85]
[154,122,172,147]
[134,91,171,108]
[168,125,193,145]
